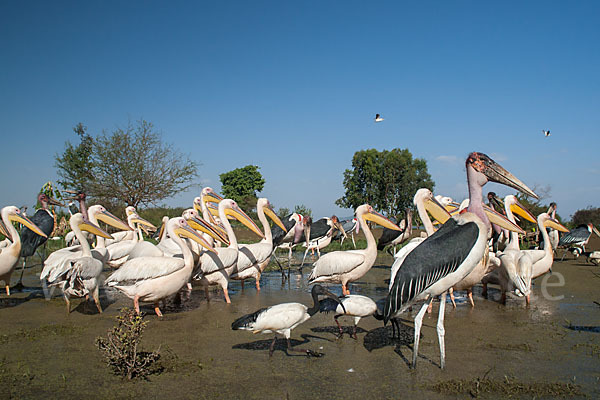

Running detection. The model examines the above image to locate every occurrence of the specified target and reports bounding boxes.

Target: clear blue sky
[1,1,598,220]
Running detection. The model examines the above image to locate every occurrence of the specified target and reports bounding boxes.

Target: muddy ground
[0,235,599,399]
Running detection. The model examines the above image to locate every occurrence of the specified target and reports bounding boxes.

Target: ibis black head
[309,285,346,315]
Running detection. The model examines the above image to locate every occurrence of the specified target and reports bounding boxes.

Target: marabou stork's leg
[391,318,397,339]
[351,233,356,249]
[467,289,474,307]
[316,247,321,259]
[300,248,310,270]
[15,258,27,288]
[334,315,343,338]
[154,303,163,317]
[269,336,277,357]
[412,299,433,369]
[240,280,245,291]
[204,285,210,301]
[352,319,358,340]
[449,288,456,308]
[437,291,447,369]
[93,286,103,313]
[482,282,488,298]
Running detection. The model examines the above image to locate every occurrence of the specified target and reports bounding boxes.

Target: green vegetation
[219,165,265,212]
[336,148,434,219]
[571,206,600,227]
[96,308,162,380]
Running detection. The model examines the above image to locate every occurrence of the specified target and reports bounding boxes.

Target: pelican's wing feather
[308,251,365,281]
[106,256,185,285]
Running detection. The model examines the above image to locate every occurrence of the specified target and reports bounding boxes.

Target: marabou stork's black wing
[332,219,354,240]
[19,209,54,257]
[384,218,478,321]
[272,214,298,246]
[231,307,269,330]
[308,218,330,240]
[558,224,590,246]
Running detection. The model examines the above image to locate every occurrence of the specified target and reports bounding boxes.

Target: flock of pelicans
[0,151,598,369]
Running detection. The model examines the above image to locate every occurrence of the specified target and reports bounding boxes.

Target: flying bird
[543,130,550,137]
[374,114,384,123]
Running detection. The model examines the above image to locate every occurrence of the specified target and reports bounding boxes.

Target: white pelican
[319,294,379,339]
[41,213,112,313]
[43,204,131,270]
[194,199,264,303]
[231,284,345,357]
[105,217,216,317]
[545,202,559,252]
[105,213,157,267]
[103,206,138,245]
[483,195,537,304]
[523,213,569,280]
[308,204,401,295]
[0,206,47,295]
[229,198,287,291]
[384,152,538,369]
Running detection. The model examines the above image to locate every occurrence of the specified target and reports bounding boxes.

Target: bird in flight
[542,130,551,137]
[374,114,384,123]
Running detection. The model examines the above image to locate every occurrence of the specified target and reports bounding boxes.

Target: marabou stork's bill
[308,204,401,295]
[231,284,345,357]
[559,223,600,256]
[106,217,217,317]
[17,193,64,287]
[319,294,379,339]
[41,213,113,314]
[194,199,264,303]
[384,152,538,369]
[0,207,47,295]
[229,198,287,291]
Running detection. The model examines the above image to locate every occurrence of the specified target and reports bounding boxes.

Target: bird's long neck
[466,166,490,235]
[504,202,520,251]
[359,215,376,250]
[88,211,106,249]
[307,291,320,316]
[2,210,21,251]
[219,205,238,249]
[257,205,272,244]
[416,198,434,236]
[537,217,552,258]
[171,229,194,268]
[72,222,92,257]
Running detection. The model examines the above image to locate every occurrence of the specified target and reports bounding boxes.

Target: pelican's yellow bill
[96,210,132,231]
[509,201,536,223]
[10,213,47,238]
[79,221,113,239]
[484,207,524,234]
[364,210,401,231]
[263,207,287,232]
[131,216,157,231]
[225,207,265,239]
[174,225,217,254]
[545,219,569,233]
[425,198,452,225]
[188,216,230,245]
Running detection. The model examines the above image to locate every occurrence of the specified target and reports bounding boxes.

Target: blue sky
[1,1,598,220]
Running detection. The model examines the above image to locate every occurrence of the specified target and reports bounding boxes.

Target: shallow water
[0,247,598,399]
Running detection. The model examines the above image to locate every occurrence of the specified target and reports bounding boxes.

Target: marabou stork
[383,152,538,369]
[41,213,113,314]
[308,204,401,295]
[319,294,380,339]
[17,193,64,287]
[0,206,47,295]
[231,284,345,357]
[106,217,216,317]
[559,223,600,259]
[377,209,413,256]
[333,217,358,248]
[299,216,345,266]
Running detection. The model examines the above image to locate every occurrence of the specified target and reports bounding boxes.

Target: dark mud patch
[0,324,83,344]
[429,375,585,398]
[232,333,330,357]
[482,342,533,352]
[566,324,600,333]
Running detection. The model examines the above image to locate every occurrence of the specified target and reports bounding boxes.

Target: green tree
[55,123,95,192]
[219,165,265,211]
[515,185,563,230]
[277,207,291,218]
[336,148,434,218]
[55,120,199,209]
[294,204,312,217]
[571,207,600,227]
